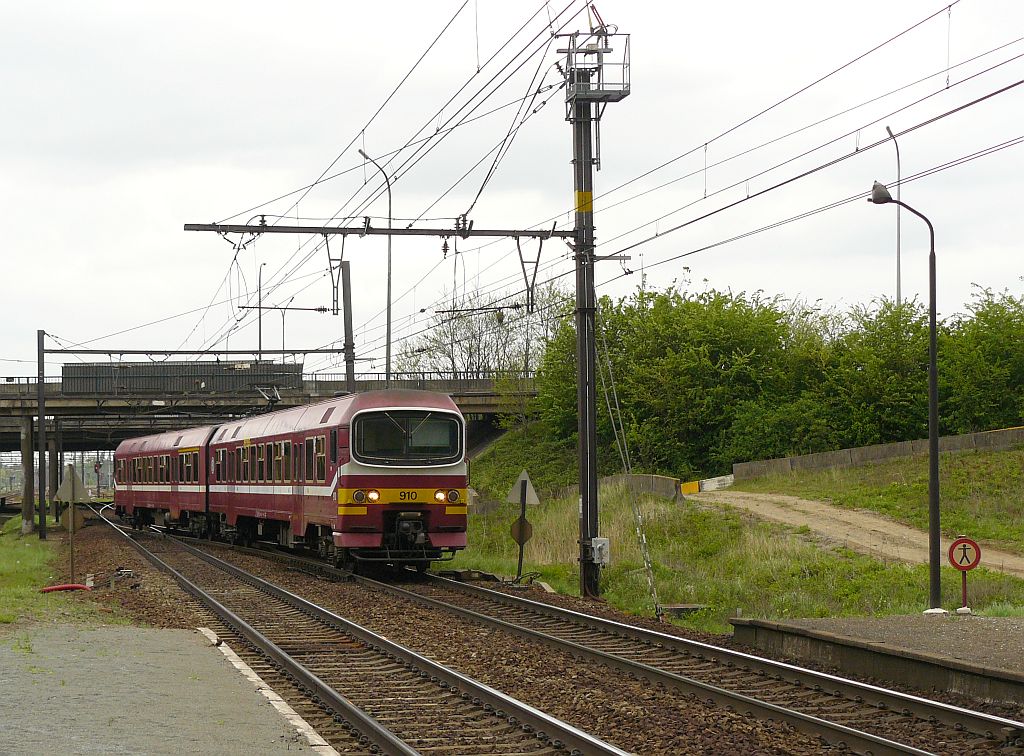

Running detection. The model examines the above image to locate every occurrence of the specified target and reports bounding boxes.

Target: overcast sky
[2,0,1021,374]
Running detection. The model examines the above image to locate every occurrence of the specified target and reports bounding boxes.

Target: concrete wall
[733,426,1024,481]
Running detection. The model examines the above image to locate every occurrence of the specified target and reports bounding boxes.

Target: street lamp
[358,149,393,388]
[257,262,267,362]
[869,180,942,611]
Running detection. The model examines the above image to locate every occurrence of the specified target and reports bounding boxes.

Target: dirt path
[693,490,1024,579]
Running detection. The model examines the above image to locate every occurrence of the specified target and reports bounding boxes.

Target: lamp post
[869,180,941,610]
[885,127,902,307]
[257,262,266,362]
[358,149,393,388]
[281,295,295,363]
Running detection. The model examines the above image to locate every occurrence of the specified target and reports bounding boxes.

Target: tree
[941,286,1024,433]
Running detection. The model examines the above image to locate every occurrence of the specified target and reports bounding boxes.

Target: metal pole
[257,263,265,362]
[571,67,600,598]
[891,199,939,608]
[281,296,294,365]
[37,329,46,539]
[341,261,356,393]
[886,126,902,307]
[358,150,393,388]
[516,479,527,582]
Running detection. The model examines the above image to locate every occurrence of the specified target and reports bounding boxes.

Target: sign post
[947,535,981,613]
[55,464,90,584]
[506,470,540,584]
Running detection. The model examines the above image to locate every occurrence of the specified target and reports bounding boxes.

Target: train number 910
[399,490,418,501]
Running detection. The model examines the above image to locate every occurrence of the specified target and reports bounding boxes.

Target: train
[112,390,468,569]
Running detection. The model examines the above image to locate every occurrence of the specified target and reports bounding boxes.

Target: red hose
[40,584,92,593]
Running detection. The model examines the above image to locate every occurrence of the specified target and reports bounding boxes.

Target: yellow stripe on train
[337,488,468,506]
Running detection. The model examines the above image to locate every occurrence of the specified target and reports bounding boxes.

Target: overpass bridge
[0,367,535,453]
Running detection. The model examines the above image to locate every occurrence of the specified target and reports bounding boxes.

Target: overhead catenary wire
[197,2,587,355]
[346,132,1024,365]
[320,33,1024,366]
[318,72,1024,366]
[181,0,954,360]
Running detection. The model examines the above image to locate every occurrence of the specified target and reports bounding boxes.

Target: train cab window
[257,444,265,483]
[283,441,292,482]
[330,429,338,464]
[315,436,326,482]
[352,410,462,466]
[305,438,314,481]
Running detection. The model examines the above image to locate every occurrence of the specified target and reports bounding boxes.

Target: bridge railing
[0,371,535,397]
[0,376,61,397]
[305,371,535,394]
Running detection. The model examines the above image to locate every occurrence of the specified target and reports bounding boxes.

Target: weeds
[454,483,1024,633]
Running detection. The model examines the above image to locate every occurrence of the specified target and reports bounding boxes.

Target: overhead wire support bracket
[324,233,345,315]
[515,237,544,314]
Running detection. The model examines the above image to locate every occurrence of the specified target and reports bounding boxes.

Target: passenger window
[283,441,291,482]
[330,429,337,464]
[193,452,200,483]
[315,436,326,482]
[305,439,314,481]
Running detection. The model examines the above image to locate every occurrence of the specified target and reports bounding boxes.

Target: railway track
[102,519,629,756]
[188,539,1024,755]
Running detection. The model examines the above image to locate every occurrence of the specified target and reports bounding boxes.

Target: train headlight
[433,489,447,503]
[447,489,460,503]
[353,490,366,504]
[366,489,380,503]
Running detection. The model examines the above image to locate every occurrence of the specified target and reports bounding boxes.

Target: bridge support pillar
[48,437,59,521]
[20,417,34,533]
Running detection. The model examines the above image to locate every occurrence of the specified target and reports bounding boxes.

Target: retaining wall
[733,426,1024,481]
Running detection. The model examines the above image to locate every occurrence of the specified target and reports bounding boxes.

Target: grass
[0,516,113,630]
[453,483,1024,633]
[733,446,1024,554]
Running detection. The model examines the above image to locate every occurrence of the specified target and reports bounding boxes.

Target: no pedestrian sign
[947,537,981,572]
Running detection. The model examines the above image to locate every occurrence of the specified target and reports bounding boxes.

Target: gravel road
[694,490,1024,578]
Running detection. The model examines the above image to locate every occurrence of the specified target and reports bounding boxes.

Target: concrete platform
[731,615,1024,707]
[0,624,329,754]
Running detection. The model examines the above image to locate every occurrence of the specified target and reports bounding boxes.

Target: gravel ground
[0,624,313,755]
[212,549,834,755]
[63,525,833,754]
[55,523,1024,753]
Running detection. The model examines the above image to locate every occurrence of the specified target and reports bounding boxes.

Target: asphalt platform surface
[0,624,315,755]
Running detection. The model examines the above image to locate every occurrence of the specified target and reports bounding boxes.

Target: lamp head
[870,181,893,205]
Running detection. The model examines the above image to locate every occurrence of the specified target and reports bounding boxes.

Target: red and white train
[113,390,468,568]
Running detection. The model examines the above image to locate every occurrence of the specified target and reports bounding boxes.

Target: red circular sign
[947,537,981,571]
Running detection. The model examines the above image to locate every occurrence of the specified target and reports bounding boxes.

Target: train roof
[114,425,217,457]
[114,391,460,456]
[210,390,460,445]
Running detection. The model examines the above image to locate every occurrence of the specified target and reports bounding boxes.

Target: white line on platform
[197,627,339,755]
